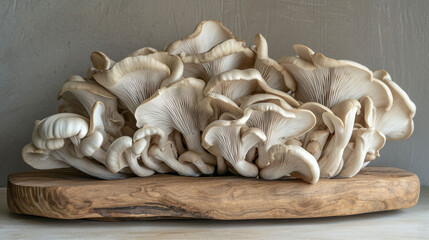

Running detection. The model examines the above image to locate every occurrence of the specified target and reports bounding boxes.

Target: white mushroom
[166,20,235,56]
[253,34,296,92]
[199,93,243,123]
[135,78,216,165]
[180,39,255,83]
[243,103,316,168]
[106,136,155,176]
[239,93,293,110]
[259,144,320,184]
[202,116,267,177]
[338,127,385,177]
[278,44,393,110]
[318,99,361,178]
[93,54,173,113]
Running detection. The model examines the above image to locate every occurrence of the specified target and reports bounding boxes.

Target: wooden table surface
[1,187,428,239]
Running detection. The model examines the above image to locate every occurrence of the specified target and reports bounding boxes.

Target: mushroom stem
[149,146,200,176]
[183,132,216,165]
[216,155,228,175]
[255,144,269,168]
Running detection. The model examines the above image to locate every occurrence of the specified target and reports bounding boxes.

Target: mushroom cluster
[22,20,416,184]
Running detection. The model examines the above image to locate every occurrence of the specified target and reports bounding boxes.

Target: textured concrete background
[1,0,428,187]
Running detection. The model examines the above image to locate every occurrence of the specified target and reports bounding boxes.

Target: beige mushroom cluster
[22,20,416,184]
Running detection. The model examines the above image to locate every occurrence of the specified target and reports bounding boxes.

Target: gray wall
[1,0,428,186]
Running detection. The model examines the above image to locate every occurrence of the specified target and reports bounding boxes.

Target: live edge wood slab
[7,167,419,220]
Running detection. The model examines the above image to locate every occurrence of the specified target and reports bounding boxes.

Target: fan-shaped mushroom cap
[31,113,89,151]
[135,78,216,165]
[318,99,361,178]
[278,44,393,110]
[253,34,296,92]
[180,39,255,83]
[202,116,266,177]
[239,93,293,110]
[243,103,316,168]
[166,20,235,56]
[204,69,299,107]
[259,144,319,184]
[370,70,416,140]
[338,127,385,177]
[93,55,171,113]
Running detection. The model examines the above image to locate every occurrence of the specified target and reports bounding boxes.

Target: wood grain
[7,167,420,220]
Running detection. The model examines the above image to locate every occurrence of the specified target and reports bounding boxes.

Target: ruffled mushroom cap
[338,127,385,178]
[202,116,266,177]
[31,113,89,151]
[58,75,125,137]
[135,78,216,165]
[278,44,393,110]
[253,34,296,92]
[204,69,299,107]
[243,103,316,168]
[369,70,416,140]
[239,93,293,110]
[318,99,361,178]
[180,39,255,83]
[166,20,235,56]
[259,144,320,184]
[93,54,171,113]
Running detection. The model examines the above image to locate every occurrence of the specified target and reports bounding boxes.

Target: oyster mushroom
[135,78,216,165]
[127,47,157,57]
[23,142,126,180]
[58,75,124,137]
[259,144,320,184]
[243,103,316,168]
[252,34,296,92]
[90,51,116,71]
[278,44,392,110]
[166,20,235,56]
[202,116,267,177]
[180,39,255,83]
[364,70,416,140]
[178,151,216,175]
[318,99,361,178]
[93,54,173,113]
[200,93,243,123]
[338,127,385,177]
[204,69,299,107]
[31,113,89,151]
[106,136,155,176]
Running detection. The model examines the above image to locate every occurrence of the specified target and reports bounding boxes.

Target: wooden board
[7,167,420,220]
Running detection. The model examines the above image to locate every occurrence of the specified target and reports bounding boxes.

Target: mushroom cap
[244,102,316,150]
[202,116,266,177]
[22,143,71,169]
[181,39,255,82]
[127,47,157,57]
[372,70,416,140]
[278,44,393,110]
[259,144,320,184]
[135,77,206,133]
[339,127,386,177]
[32,113,89,150]
[253,34,296,92]
[239,93,293,111]
[94,55,171,113]
[200,93,243,122]
[166,20,235,56]
[90,51,115,71]
[205,68,299,107]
